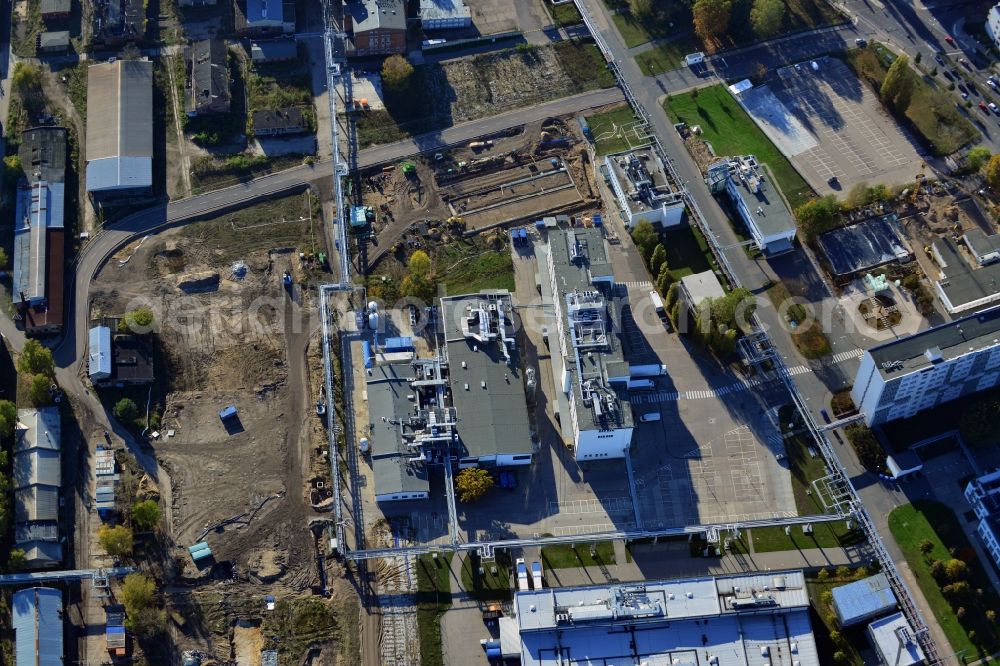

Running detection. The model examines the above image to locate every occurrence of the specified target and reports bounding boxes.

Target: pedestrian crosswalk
[830,348,863,364]
[619,280,653,289]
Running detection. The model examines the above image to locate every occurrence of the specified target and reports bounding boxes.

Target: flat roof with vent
[514,571,818,666]
[868,302,1000,378]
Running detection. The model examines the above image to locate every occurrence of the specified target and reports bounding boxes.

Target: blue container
[593,214,603,227]
[362,341,373,369]
[219,406,238,421]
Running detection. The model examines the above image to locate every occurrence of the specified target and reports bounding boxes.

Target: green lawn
[460,552,513,602]
[436,240,515,295]
[888,501,1000,659]
[767,282,832,359]
[552,41,616,91]
[541,542,616,568]
[659,225,717,279]
[635,36,702,75]
[547,1,582,26]
[664,86,815,209]
[416,553,454,666]
[585,104,640,156]
[847,45,978,156]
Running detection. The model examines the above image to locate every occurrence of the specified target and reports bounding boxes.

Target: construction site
[352,115,602,271]
[85,192,360,664]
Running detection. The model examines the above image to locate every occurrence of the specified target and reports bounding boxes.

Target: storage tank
[367,301,378,312]
[368,312,379,330]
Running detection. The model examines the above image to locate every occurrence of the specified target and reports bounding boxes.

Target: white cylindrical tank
[359,438,370,453]
[367,301,378,312]
[368,312,379,329]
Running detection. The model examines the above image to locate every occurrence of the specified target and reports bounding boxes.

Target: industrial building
[366,362,434,502]
[40,0,70,19]
[604,147,685,229]
[85,60,154,202]
[707,155,797,255]
[13,408,62,568]
[13,587,63,665]
[14,126,66,335]
[817,216,912,277]
[250,38,297,63]
[930,237,1000,314]
[965,469,1000,569]
[830,574,898,627]
[345,0,408,56]
[185,39,231,116]
[851,304,1000,425]
[90,0,146,45]
[441,292,534,467]
[252,108,309,136]
[987,4,1000,50]
[540,228,635,460]
[679,270,726,313]
[88,325,155,386]
[868,613,925,666]
[510,571,820,666]
[38,31,71,53]
[365,291,534,502]
[238,0,295,35]
[420,0,471,29]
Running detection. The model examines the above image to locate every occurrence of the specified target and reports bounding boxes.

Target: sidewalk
[541,539,859,588]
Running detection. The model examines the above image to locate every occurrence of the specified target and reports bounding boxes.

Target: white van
[639,413,661,423]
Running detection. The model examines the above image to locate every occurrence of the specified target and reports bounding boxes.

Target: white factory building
[604,147,685,229]
[507,571,821,666]
[707,156,797,255]
[987,4,1000,50]
[540,228,635,460]
[851,305,1000,426]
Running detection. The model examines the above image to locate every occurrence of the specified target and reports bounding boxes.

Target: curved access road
[54,85,626,369]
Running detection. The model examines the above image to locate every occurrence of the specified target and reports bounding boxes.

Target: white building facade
[851,306,1000,426]
[988,4,1000,50]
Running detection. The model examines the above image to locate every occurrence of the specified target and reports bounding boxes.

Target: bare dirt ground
[363,115,600,267]
[89,193,360,663]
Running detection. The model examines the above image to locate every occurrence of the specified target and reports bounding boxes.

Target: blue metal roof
[831,574,897,626]
[86,156,152,193]
[88,326,112,380]
[13,587,63,666]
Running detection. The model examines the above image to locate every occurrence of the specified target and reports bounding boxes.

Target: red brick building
[345,0,407,57]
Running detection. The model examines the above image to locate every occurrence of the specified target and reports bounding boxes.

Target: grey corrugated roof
[817,216,911,276]
[868,613,923,666]
[39,31,70,49]
[15,486,59,523]
[186,39,230,113]
[14,450,61,488]
[367,364,429,497]
[13,587,63,665]
[831,574,897,626]
[86,60,153,191]
[89,326,112,379]
[964,228,1000,261]
[441,293,532,459]
[16,408,61,453]
[18,542,62,568]
[40,0,70,14]
[251,38,297,61]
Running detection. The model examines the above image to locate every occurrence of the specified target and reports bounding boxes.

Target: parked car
[943,70,954,81]
[988,78,999,90]
[980,101,989,112]
[935,54,945,65]
[855,38,867,47]
[945,34,955,45]
[960,58,972,70]
[989,102,999,114]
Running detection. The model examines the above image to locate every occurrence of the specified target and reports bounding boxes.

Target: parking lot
[739,57,923,196]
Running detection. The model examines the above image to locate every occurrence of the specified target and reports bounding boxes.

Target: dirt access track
[89,193,330,593]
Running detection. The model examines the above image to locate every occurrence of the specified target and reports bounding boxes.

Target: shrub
[113,398,139,423]
[845,424,887,473]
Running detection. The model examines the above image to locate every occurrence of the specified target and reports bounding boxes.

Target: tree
[880,55,915,112]
[650,244,667,276]
[816,567,830,581]
[957,606,967,619]
[18,339,55,377]
[11,62,42,94]
[942,581,971,601]
[833,651,847,663]
[968,146,991,172]
[121,573,165,636]
[120,308,154,333]
[914,51,922,64]
[630,221,658,263]
[656,263,675,295]
[6,548,25,572]
[99,524,134,558]
[408,250,432,278]
[692,0,732,45]
[382,55,414,91]
[820,590,833,606]
[0,400,17,440]
[400,274,436,303]
[750,0,785,39]
[113,398,139,423]
[918,539,935,556]
[930,559,945,581]
[835,565,851,580]
[454,468,493,502]
[829,630,842,644]
[628,0,655,20]
[986,155,1000,191]
[3,155,24,187]
[131,499,161,532]
[795,195,841,240]
[945,558,969,582]
[27,374,52,407]
[986,609,997,623]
